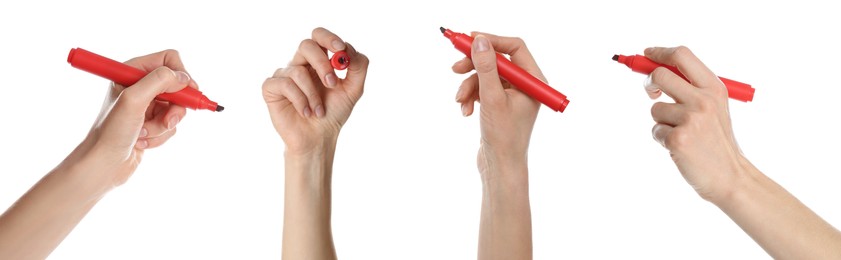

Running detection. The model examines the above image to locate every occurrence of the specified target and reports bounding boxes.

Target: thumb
[98,67,189,148]
[471,35,505,106]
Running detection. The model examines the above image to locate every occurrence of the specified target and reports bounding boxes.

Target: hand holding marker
[68,48,224,112]
[441,27,570,112]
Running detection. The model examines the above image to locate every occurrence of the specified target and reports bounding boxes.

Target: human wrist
[284,134,339,158]
[707,156,761,209]
[284,135,337,188]
[479,147,529,192]
[51,155,119,199]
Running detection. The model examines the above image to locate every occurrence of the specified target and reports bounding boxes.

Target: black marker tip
[439,27,445,33]
[216,105,225,112]
[612,55,619,61]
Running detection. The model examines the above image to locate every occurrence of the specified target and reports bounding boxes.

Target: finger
[646,67,698,104]
[471,35,505,105]
[262,77,311,118]
[455,73,478,103]
[452,57,474,74]
[141,102,186,138]
[652,123,675,148]
[650,102,685,126]
[341,43,369,96]
[644,82,663,99]
[99,67,189,147]
[471,32,545,82]
[275,66,324,117]
[311,27,346,53]
[644,46,719,88]
[290,39,339,88]
[139,127,177,150]
[461,100,476,117]
[117,68,190,119]
[123,49,199,90]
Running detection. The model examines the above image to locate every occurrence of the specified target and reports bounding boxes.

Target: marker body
[442,28,569,112]
[614,54,755,102]
[67,48,222,111]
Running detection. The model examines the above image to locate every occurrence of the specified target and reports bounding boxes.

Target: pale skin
[0,50,197,259]
[261,27,368,260]
[645,46,841,259]
[452,33,543,260]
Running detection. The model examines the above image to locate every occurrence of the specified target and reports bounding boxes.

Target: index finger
[312,27,346,53]
[470,32,546,83]
[644,46,719,89]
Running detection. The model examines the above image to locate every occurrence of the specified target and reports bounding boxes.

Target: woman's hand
[67,49,195,189]
[262,27,369,155]
[0,49,195,259]
[452,33,542,179]
[644,46,748,202]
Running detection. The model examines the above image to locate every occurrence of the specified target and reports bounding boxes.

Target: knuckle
[512,37,526,47]
[118,88,148,107]
[298,39,315,50]
[696,97,717,112]
[650,102,664,117]
[162,49,180,57]
[287,66,309,80]
[273,68,285,77]
[709,82,728,98]
[672,46,694,61]
[665,129,690,150]
[261,77,278,92]
[150,67,176,83]
[682,111,700,123]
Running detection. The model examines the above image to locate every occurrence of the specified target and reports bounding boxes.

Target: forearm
[716,161,841,259]
[478,155,532,260]
[282,140,338,260]
[0,158,113,259]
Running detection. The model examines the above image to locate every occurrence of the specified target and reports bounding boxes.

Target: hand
[0,50,194,259]
[262,27,369,154]
[452,33,542,177]
[66,50,194,188]
[453,32,540,260]
[644,46,749,202]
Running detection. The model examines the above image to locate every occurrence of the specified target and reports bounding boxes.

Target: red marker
[613,54,755,102]
[440,27,569,113]
[67,48,224,112]
[330,51,350,70]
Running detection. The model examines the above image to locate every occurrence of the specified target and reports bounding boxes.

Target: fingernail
[332,40,345,51]
[461,103,469,117]
[175,71,190,84]
[303,107,312,118]
[314,105,325,118]
[474,36,489,52]
[139,128,148,137]
[136,139,148,149]
[325,73,338,87]
[168,116,180,130]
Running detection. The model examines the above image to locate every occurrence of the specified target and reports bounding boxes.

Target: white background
[1,0,839,259]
